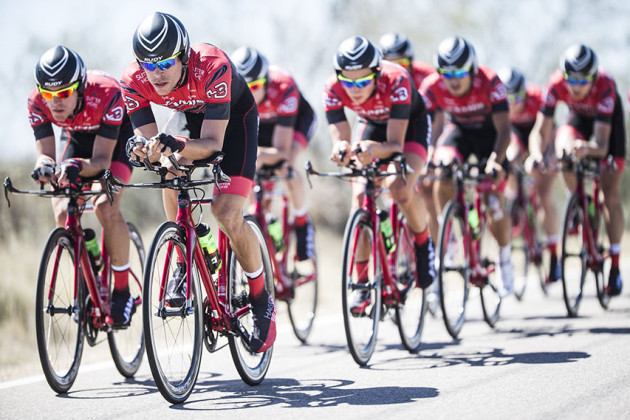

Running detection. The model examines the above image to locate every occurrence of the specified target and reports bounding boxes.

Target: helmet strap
[70,93,85,119]
[174,65,188,90]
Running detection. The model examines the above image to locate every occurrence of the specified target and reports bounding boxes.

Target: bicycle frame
[573,160,606,270]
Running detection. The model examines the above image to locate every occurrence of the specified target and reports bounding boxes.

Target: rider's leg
[601,159,624,294]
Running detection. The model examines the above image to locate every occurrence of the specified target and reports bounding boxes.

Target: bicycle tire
[143,222,203,404]
[341,209,382,366]
[35,228,84,393]
[560,193,586,317]
[394,216,426,353]
[108,222,146,378]
[228,215,274,385]
[437,201,469,339]
[479,213,502,328]
[285,222,318,343]
[593,197,610,309]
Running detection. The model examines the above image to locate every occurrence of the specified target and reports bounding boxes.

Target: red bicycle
[559,154,612,317]
[251,165,318,343]
[307,153,427,366]
[111,149,274,404]
[509,163,551,299]
[3,176,145,394]
[433,161,503,339]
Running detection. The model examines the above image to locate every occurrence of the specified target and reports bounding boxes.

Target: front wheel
[35,228,84,394]
[108,222,146,377]
[285,222,318,343]
[394,217,426,353]
[341,209,382,366]
[593,197,610,310]
[143,222,203,404]
[510,200,529,300]
[228,215,274,385]
[560,194,586,317]
[479,215,502,328]
[437,201,469,339]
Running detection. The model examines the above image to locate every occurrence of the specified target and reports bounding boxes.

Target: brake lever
[4,177,12,207]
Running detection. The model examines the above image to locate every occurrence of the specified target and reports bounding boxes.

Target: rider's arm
[35,135,56,164]
[257,125,293,167]
[329,120,352,165]
[359,118,405,159]
[580,120,611,159]
[490,111,511,165]
[428,110,445,162]
[77,135,117,177]
[528,112,554,161]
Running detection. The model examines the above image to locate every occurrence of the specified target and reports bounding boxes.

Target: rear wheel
[341,209,382,366]
[592,196,610,309]
[143,222,203,404]
[285,222,318,343]
[479,212,502,328]
[437,201,469,339]
[560,194,586,317]
[35,228,84,394]
[108,222,146,377]
[228,215,274,385]
[394,217,426,353]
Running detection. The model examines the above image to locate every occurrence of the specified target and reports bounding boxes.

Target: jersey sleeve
[275,83,300,127]
[120,64,156,129]
[97,90,125,140]
[488,75,509,113]
[389,74,412,119]
[27,93,54,140]
[323,79,347,124]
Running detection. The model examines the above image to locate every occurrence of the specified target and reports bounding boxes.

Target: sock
[355,260,369,283]
[610,243,621,268]
[413,229,429,247]
[112,263,130,291]
[293,208,308,227]
[499,245,511,264]
[245,266,265,298]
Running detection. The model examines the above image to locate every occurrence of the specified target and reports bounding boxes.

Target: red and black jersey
[409,61,436,92]
[541,69,617,122]
[120,43,251,128]
[510,84,542,129]
[257,66,303,126]
[323,60,425,125]
[28,70,125,140]
[420,65,509,130]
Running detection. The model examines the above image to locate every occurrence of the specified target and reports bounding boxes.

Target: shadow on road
[173,377,438,410]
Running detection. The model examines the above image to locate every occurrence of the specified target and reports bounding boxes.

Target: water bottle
[468,205,481,240]
[196,223,221,273]
[587,196,596,230]
[267,216,284,251]
[84,228,103,274]
[378,209,396,254]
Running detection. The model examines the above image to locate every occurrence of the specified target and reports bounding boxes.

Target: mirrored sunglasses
[38,81,80,101]
[139,52,181,72]
[337,72,376,89]
[438,67,471,80]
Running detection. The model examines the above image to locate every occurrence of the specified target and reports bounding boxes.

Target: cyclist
[323,36,434,313]
[378,32,435,89]
[528,44,626,296]
[498,67,561,284]
[28,45,135,326]
[122,12,276,352]
[231,46,317,261]
[420,36,514,297]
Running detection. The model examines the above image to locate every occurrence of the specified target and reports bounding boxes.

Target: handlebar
[4,176,113,208]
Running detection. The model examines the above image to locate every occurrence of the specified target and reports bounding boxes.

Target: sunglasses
[508,90,527,103]
[139,52,181,72]
[38,81,80,101]
[563,73,593,86]
[337,73,376,89]
[247,77,267,91]
[438,67,471,80]
[390,57,411,67]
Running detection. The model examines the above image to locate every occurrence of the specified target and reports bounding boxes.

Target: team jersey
[28,70,125,141]
[409,61,436,91]
[420,65,509,130]
[120,43,250,128]
[323,60,425,125]
[510,84,542,129]
[256,65,306,126]
[541,69,617,122]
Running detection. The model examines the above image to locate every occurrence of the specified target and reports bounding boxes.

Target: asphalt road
[1,271,629,419]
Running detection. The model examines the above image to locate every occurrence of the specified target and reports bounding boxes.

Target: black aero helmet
[560,44,598,78]
[34,45,86,92]
[231,46,269,83]
[434,36,477,72]
[133,12,190,64]
[379,32,414,60]
[497,67,526,94]
[333,36,381,74]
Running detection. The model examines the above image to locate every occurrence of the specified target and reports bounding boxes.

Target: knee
[211,203,241,233]
[94,200,121,224]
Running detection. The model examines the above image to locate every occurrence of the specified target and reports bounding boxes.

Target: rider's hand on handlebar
[572,140,589,160]
[331,140,352,166]
[31,156,56,184]
[353,141,373,167]
[57,158,83,186]
[524,154,543,174]
[484,155,505,185]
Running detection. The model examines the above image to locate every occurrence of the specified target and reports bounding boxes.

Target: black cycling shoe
[166,262,187,307]
[110,289,135,327]
[248,289,277,353]
[295,220,314,261]
[605,266,622,297]
[546,254,561,284]
[415,238,436,289]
